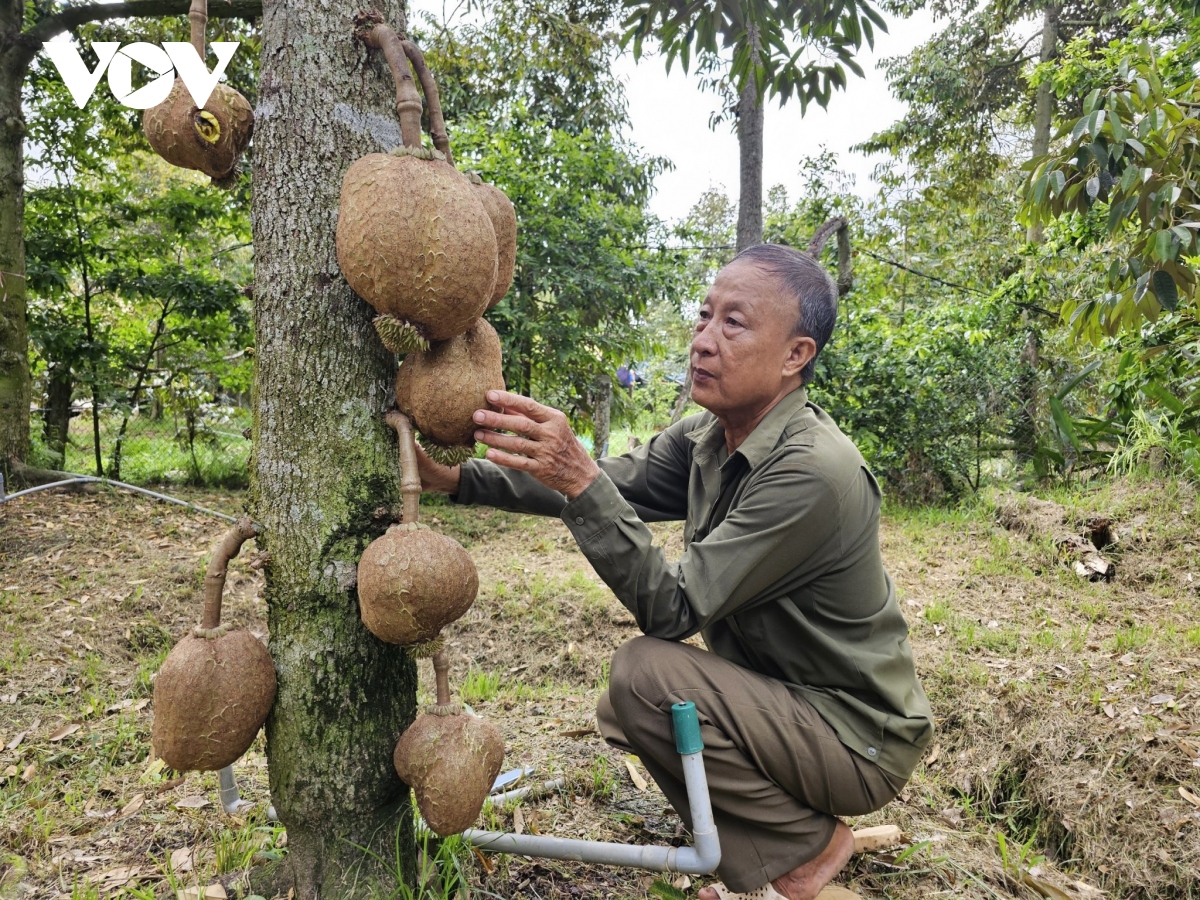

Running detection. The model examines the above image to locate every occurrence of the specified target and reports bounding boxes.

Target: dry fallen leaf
[625,758,648,792]
[175,795,211,810]
[560,728,598,738]
[6,730,26,751]
[119,793,145,818]
[1103,704,1116,719]
[21,762,36,782]
[1179,786,1200,809]
[513,806,525,835]
[90,865,139,890]
[48,722,80,742]
[1150,694,1176,706]
[1021,870,1073,900]
[471,846,494,875]
[672,875,692,891]
[170,846,196,874]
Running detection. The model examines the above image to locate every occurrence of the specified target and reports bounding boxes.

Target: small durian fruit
[357,523,478,651]
[394,318,505,466]
[152,519,275,772]
[337,149,498,352]
[394,708,504,836]
[143,79,254,186]
[468,174,517,309]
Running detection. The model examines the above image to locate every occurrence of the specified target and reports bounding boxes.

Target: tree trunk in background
[42,363,72,465]
[675,28,763,428]
[591,374,611,459]
[0,7,29,475]
[1026,3,1060,244]
[253,2,418,896]
[735,29,764,255]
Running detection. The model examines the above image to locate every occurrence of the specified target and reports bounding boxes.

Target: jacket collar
[685,387,809,469]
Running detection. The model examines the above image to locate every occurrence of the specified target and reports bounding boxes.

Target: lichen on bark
[251,1,419,895]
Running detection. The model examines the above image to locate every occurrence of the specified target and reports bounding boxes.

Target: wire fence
[35,403,252,490]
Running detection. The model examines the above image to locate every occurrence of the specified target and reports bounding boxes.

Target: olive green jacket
[454,387,934,779]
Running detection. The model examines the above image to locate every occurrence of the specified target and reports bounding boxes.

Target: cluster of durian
[147,13,511,842]
[337,16,509,837]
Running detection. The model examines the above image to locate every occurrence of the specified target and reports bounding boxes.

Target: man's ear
[782,334,817,379]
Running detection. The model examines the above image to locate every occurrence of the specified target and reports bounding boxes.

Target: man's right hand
[414,442,462,495]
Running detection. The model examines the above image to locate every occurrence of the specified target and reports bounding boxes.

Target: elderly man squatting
[415,243,934,900]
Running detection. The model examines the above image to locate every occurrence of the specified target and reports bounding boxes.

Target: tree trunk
[591,373,611,459]
[1026,3,1060,244]
[252,2,418,896]
[0,13,29,475]
[735,27,764,254]
[42,362,73,465]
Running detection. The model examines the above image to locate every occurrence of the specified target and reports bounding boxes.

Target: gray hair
[732,243,838,384]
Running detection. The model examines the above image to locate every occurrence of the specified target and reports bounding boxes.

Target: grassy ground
[0,475,1197,899]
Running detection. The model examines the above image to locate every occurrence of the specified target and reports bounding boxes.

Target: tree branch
[12,0,262,75]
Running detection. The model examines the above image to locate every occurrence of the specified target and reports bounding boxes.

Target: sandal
[706,883,861,899]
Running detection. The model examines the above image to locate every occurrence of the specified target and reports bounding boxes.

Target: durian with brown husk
[152,519,276,772]
[394,318,505,466]
[357,522,478,650]
[337,17,498,353]
[393,652,504,836]
[142,0,253,186]
[356,412,479,655]
[468,174,517,309]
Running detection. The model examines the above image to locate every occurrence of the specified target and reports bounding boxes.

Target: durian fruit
[152,519,276,772]
[394,318,505,466]
[468,175,517,309]
[142,2,253,186]
[394,651,504,836]
[357,523,478,651]
[394,706,504,835]
[337,152,497,351]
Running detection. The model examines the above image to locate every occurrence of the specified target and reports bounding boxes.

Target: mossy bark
[251,2,418,896]
[0,5,30,472]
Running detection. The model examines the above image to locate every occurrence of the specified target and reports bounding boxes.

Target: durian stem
[201,517,257,631]
[400,39,454,168]
[384,410,422,525]
[354,13,423,150]
[189,0,207,59]
[432,650,452,707]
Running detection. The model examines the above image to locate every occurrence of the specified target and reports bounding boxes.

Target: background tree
[420,0,683,451]
[0,0,260,480]
[23,45,251,477]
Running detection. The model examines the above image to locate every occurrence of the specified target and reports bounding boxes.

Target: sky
[410,0,937,223]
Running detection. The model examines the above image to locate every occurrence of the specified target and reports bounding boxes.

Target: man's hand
[473,390,601,499]
[414,442,462,494]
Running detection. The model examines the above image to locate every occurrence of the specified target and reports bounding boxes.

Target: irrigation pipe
[0,473,239,523]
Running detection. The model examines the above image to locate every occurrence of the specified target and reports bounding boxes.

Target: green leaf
[1152,269,1178,311]
[1153,229,1176,262]
[1050,397,1082,454]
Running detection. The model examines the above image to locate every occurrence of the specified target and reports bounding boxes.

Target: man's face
[688,260,816,420]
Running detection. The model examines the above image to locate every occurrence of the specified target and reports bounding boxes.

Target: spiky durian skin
[337,153,498,341]
[394,318,505,458]
[151,629,276,772]
[394,711,504,835]
[356,524,478,646]
[142,79,254,182]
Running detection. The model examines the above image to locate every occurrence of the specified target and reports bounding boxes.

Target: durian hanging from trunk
[356,412,479,654]
[468,174,518,309]
[337,16,499,353]
[151,519,276,772]
[394,651,504,836]
[394,318,505,466]
[142,0,253,186]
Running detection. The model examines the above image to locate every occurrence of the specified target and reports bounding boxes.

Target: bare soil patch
[1,479,1197,899]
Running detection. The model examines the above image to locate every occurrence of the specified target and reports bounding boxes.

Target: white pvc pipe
[462,749,721,875]
[0,473,238,522]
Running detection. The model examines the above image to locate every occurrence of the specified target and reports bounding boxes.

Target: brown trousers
[597,636,905,892]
